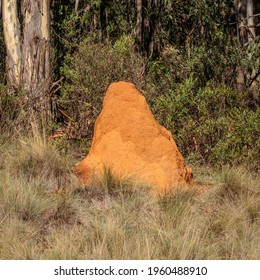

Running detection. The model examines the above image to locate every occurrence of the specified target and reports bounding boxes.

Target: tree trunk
[142,0,149,53]
[2,0,51,120]
[100,0,107,43]
[75,0,79,16]
[2,0,22,91]
[233,0,247,91]
[148,0,156,58]
[148,0,162,58]
[135,0,142,44]
[234,0,248,45]
[21,0,50,112]
[247,0,255,41]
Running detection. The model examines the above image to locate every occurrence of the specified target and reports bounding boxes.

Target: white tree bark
[2,0,22,90]
[75,0,79,16]
[2,0,51,113]
[136,0,142,44]
[21,0,50,109]
[247,0,255,41]
[42,0,51,78]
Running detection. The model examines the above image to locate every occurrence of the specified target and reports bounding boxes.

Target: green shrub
[153,80,259,167]
[211,108,260,167]
[59,35,145,143]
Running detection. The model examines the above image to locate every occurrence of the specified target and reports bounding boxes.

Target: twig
[58,108,77,124]
[248,71,260,88]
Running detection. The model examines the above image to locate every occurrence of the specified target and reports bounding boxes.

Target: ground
[0,131,259,260]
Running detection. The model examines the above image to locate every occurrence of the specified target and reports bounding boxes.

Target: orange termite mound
[75,81,192,195]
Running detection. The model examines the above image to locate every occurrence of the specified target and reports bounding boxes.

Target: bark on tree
[21,0,51,111]
[135,0,162,57]
[136,0,142,44]
[142,0,149,53]
[247,0,255,40]
[2,0,51,114]
[75,0,79,16]
[233,0,247,91]
[100,0,107,43]
[148,0,162,58]
[234,0,257,43]
[2,0,22,90]
[233,0,259,91]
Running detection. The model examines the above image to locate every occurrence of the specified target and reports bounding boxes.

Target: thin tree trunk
[100,0,107,43]
[148,0,163,58]
[136,0,142,44]
[2,0,22,91]
[234,0,248,45]
[148,0,156,58]
[75,0,79,16]
[156,0,162,53]
[247,0,257,90]
[142,0,149,53]
[126,0,133,34]
[233,0,246,91]
[247,0,255,41]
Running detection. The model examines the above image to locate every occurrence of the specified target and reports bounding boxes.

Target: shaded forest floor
[0,130,259,260]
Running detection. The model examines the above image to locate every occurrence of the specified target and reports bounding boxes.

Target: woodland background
[0,1,260,260]
[0,0,259,168]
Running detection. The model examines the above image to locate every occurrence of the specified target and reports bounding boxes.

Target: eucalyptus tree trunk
[148,0,162,58]
[100,0,107,43]
[2,0,22,90]
[247,0,255,41]
[75,0,79,16]
[135,0,142,44]
[233,0,247,91]
[21,0,50,112]
[234,0,248,45]
[2,0,51,114]
[233,0,258,91]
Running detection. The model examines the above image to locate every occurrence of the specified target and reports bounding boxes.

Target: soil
[75,81,192,195]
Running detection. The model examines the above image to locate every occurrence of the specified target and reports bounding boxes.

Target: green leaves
[153,80,259,167]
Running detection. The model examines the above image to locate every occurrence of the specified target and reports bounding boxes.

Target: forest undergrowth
[0,128,259,260]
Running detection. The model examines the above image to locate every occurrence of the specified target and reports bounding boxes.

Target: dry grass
[0,131,259,260]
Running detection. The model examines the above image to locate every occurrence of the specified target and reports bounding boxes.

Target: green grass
[0,131,259,260]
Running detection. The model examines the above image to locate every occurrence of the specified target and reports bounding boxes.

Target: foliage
[0,0,258,168]
[244,36,260,86]
[58,35,145,142]
[153,80,259,167]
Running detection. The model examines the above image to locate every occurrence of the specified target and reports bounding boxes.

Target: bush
[153,80,259,167]
[211,108,260,167]
[59,35,145,143]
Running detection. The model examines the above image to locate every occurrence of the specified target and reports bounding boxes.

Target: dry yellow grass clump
[0,130,259,260]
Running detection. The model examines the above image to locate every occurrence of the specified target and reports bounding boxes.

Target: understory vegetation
[0,0,259,260]
[0,131,259,260]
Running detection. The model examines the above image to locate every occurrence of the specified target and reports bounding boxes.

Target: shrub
[153,80,259,167]
[59,35,145,144]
